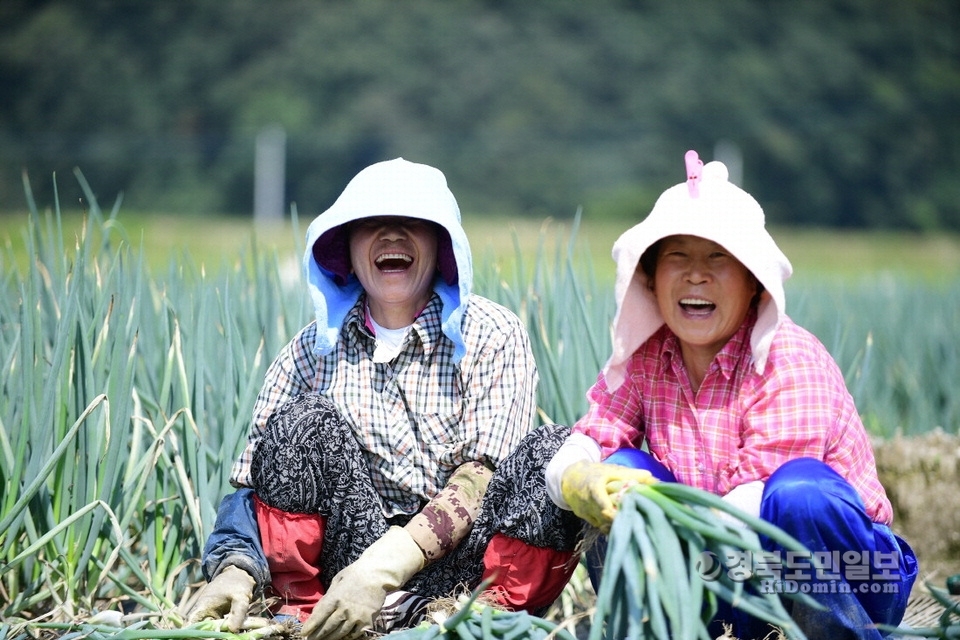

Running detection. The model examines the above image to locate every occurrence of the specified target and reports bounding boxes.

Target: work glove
[560,461,657,533]
[302,526,425,640]
[181,564,256,632]
[717,480,765,528]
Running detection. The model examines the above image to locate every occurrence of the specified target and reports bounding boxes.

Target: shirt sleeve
[230,323,319,487]
[571,366,646,459]
[457,303,539,467]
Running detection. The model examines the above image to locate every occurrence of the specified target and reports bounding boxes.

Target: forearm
[572,377,646,459]
[201,488,270,590]
[405,461,492,561]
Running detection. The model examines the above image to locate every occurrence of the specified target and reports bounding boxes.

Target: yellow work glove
[181,565,256,632]
[302,526,425,640]
[560,461,657,532]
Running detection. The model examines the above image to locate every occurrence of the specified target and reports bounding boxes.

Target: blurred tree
[0,0,957,230]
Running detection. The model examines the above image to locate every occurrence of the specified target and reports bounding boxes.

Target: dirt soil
[873,428,960,588]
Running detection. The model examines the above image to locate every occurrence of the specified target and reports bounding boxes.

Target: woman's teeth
[680,297,715,312]
[375,253,413,270]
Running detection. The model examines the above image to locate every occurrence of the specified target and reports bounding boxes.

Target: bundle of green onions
[382,479,821,640]
[591,480,821,640]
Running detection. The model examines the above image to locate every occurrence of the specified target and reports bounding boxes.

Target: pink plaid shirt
[572,313,893,524]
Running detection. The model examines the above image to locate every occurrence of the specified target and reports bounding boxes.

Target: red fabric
[254,497,578,617]
[480,533,579,612]
[253,495,325,621]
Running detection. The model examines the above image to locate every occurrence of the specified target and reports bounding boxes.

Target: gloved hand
[181,564,256,632]
[302,526,425,640]
[560,461,656,532]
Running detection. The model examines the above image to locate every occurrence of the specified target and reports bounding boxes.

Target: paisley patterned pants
[250,393,583,599]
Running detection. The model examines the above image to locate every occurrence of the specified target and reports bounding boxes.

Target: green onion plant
[1,174,956,638]
[591,481,821,640]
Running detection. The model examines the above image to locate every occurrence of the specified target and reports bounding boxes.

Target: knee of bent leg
[762,457,854,518]
[605,448,677,483]
[251,394,351,512]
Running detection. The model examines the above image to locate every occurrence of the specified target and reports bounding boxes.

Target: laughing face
[348,216,439,328]
[652,234,759,374]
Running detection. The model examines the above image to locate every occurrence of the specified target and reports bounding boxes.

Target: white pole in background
[714,139,743,187]
[254,124,286,225]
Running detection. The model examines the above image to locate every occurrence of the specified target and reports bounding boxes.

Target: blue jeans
[201,488,271,588]
[587,451,919,640]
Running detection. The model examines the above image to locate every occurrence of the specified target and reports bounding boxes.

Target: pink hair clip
[685,149,703,198]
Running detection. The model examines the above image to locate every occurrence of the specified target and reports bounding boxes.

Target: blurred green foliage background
[1,0,958,230]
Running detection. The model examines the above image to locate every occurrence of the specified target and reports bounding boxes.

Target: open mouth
[679,297,716,315]
[375,252,413,272]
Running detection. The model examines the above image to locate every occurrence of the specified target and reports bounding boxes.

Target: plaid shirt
[573,313,893,524]
[231,293,539,518]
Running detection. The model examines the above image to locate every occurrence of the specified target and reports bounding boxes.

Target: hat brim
[312,215,458,287]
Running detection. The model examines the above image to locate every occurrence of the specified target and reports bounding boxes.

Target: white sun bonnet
[303,158,473,363]
[603,150,793,392]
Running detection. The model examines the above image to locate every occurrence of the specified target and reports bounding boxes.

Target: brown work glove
[181,564,256,632]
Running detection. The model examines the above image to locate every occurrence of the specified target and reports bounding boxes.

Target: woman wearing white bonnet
[187,159,584,639]
[546,150,918,639]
